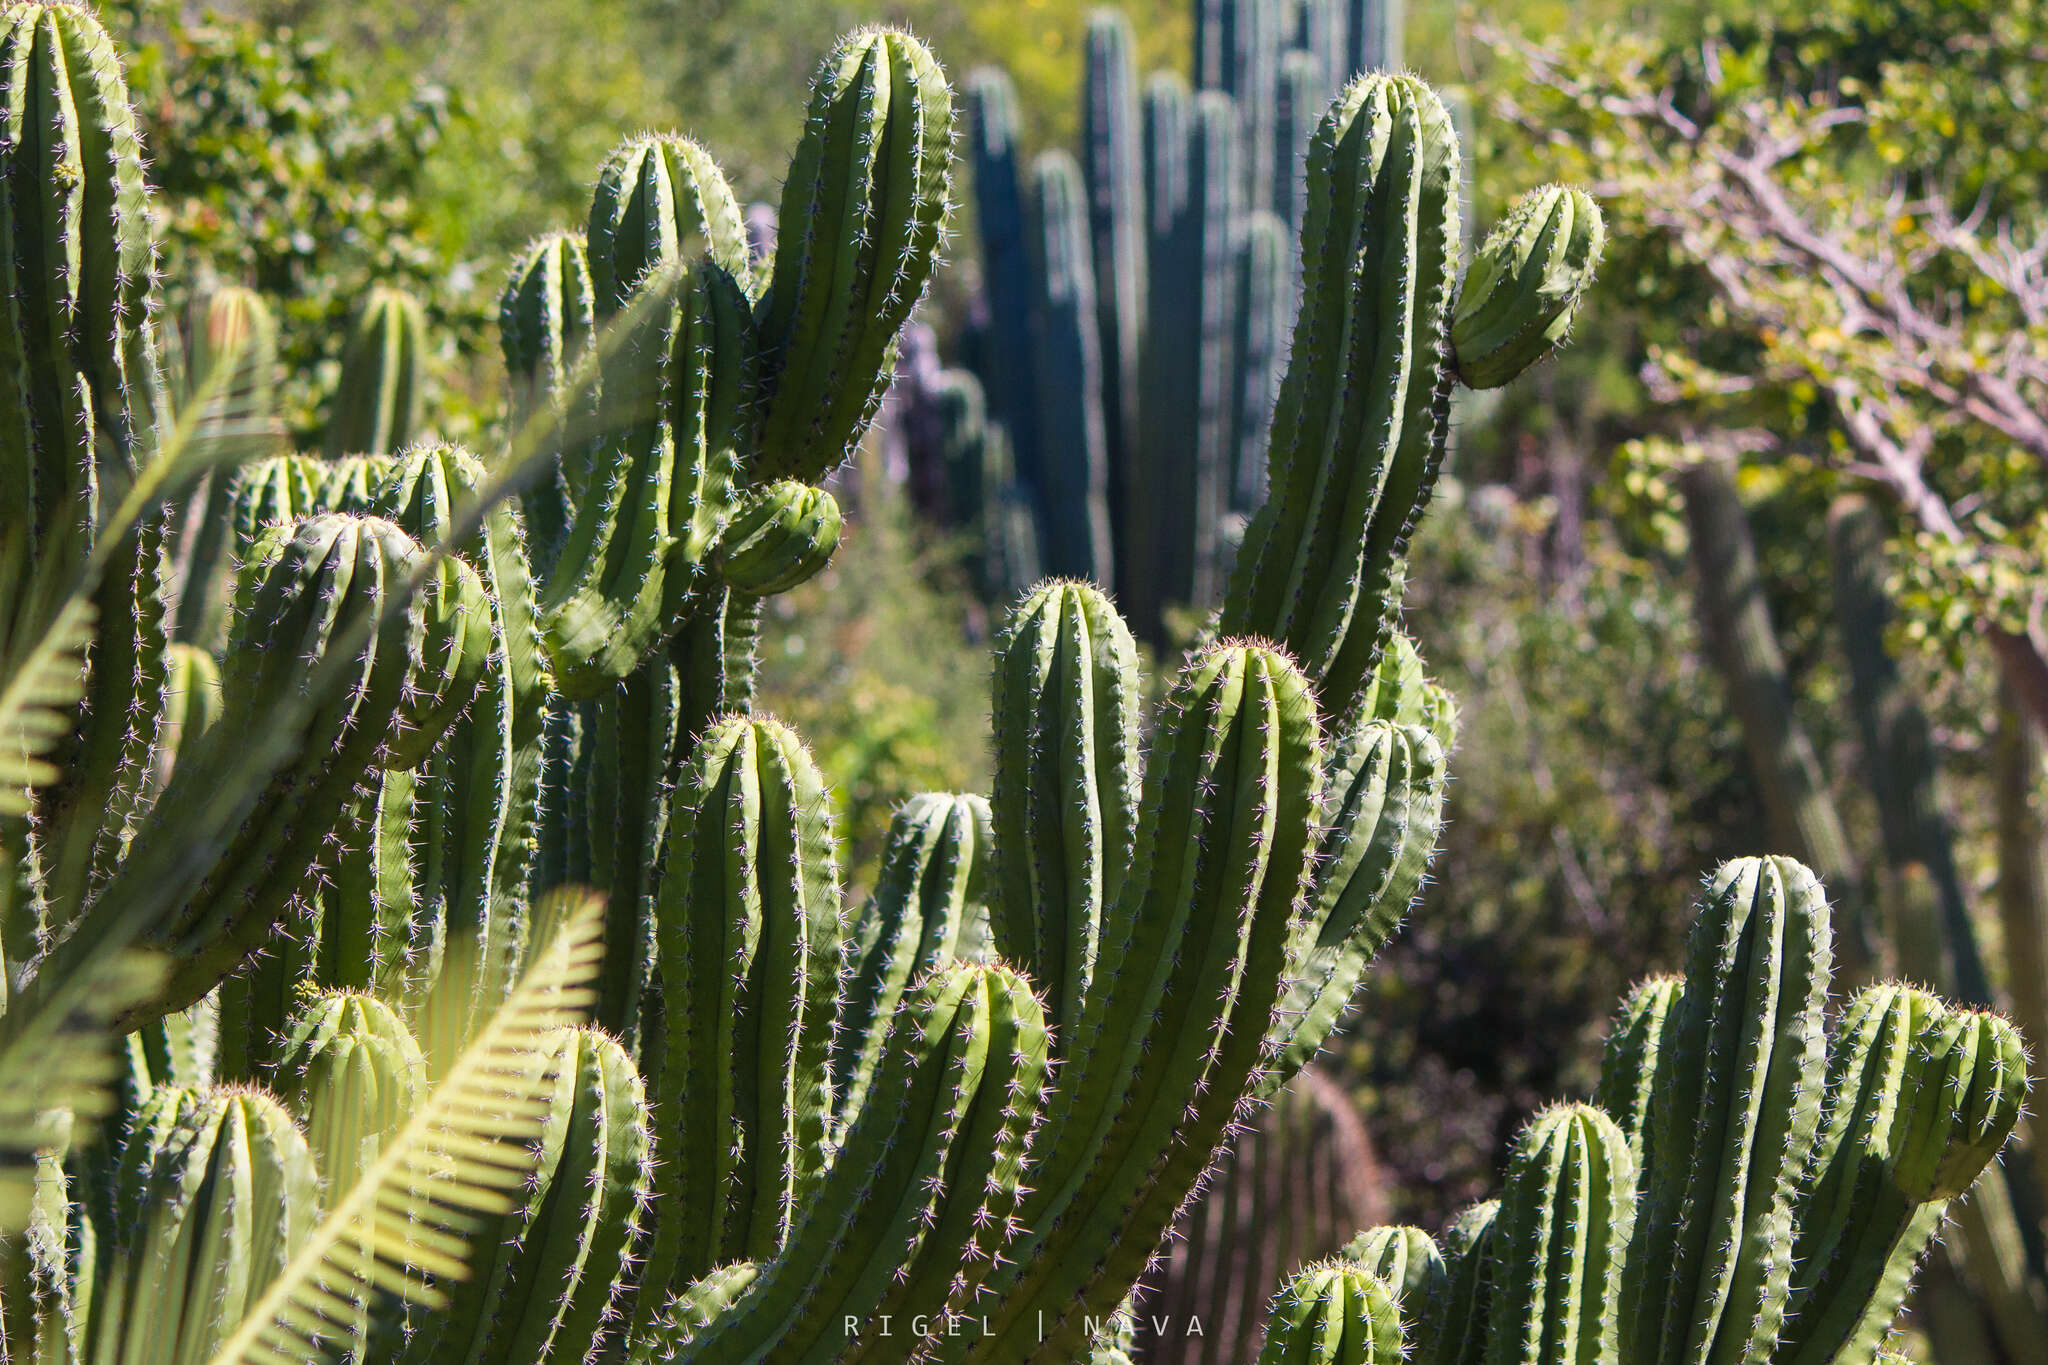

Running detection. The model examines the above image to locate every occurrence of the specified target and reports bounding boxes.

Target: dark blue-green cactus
[1028,151,1116,584]
[326,285,429,457]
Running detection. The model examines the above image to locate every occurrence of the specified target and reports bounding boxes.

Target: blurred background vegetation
[118,0,2048,1356]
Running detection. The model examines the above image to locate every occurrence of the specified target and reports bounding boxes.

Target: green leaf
[203,890,605,1365]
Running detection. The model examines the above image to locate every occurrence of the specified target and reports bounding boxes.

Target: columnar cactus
[943,0,1421,644]
[326,284,429,457]
[1332,856,2030,1364]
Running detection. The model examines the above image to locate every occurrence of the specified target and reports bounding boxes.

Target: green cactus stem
[662,961,1050,1363]
[117,513,445,1024]
[961,640,1325,1361]
[1,0,174,936]
[754,29,955,484]
[1255,1261,1406,1365]
[1218,73,1461,721]
[1451,185,1604,390]
[833,791,993,1132]
[641,715,843,1300]
[325,284,428,457]
[1028,149,1116,585]
[989,580,1141,1035]
[715,481,843,597]
[499,231,597,575]
[273,991,426,1190]
[84,1088,319,1365]
[1484,1104,1631,1365]
[1622,856,1831,1363]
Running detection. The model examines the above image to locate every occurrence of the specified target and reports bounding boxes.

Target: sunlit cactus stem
[1451,185,1604,390]
[326,284,429,456]
[1255,1261,1407,1365]
[754,28,955,483]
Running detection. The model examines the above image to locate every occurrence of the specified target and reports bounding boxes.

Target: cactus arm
[273,991,427,1192]
[486,1027,653,1365]
[1264,713,1447,1086]
[1451,186,1604,391]
[1343,1226,1446,1310]
[962,643,1324,1362]
[1484,1104,1632,1365]
[1080,11,1145,573]
[1027,150,1116,585]
[500,231,598,577]
[1255,1261,1406,1365]
[664,962,1048,1363]
[115,515,439,1022]
[1589,974,1682,1163]
[1416,1200,1500,1365]
[756,30,954,484]
[643,716,842,1301]
[1217,74,1461,722]
[833,792,993,1133]
[989,582,1141,1034]
[325,286,428,457]
[1620,857,1832,1365]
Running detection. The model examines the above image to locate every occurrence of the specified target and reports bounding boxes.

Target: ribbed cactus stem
[754,29,954,483]
[963,641,1325,1361]
[119,513,448,1024]
[643,715,843,1301]
[485,1027,653,1364]
[1621,856,1832,1363]
[1451,185,1604,390]
[273,990,426,1190]
[500,231,597,574]
[2,0,174,933]
[1081,10,1145,568]
[325,284,428,456]
[665,962,1050,1363]
[990,581,1140,1035]
[1589,973,1682,1162]
[84,1088,319,1363]
[1485,1104,1632,1365]
[834,791,994,1132]
[1423,1200,1501,1365]
[1255,1261,1406,1365]
[1218,74,1461,721]
[1028,149,1116,584]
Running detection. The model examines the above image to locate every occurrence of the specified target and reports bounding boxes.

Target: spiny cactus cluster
[3,3,1877,1363]
[1274,856,2029,1365]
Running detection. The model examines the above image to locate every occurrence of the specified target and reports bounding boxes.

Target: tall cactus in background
[943,0,1412,642]
[1028,152,1116,583]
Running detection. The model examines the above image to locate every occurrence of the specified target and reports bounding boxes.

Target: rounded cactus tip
[1452,183,1605,390]
[714,481,843,596]
[1892,1006,2029,1202]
